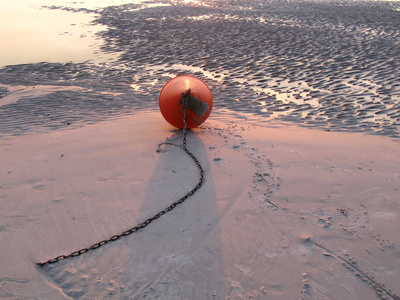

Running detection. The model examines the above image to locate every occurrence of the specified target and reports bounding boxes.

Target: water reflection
[0,1,115,67]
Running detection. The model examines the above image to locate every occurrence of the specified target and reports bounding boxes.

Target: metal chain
[182,102,187,148]
[37,105,204,266]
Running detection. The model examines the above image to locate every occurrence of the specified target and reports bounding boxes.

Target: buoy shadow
[39,128,223,299]
[124,129,223,298]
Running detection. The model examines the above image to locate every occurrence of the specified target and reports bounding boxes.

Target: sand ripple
[0,0,399,137]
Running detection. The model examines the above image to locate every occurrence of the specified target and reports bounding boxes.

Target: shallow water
[0,0,169,67]
[0,0,400,137]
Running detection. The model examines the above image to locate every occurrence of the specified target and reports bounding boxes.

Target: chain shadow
[121,129,223,299]
[39,128,223,299]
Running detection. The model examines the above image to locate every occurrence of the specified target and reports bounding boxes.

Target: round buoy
[159,75,213,128]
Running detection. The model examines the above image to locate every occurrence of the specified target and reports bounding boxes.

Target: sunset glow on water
[0,0,170,67]
[1,2,103,66]
[0,0,399,137]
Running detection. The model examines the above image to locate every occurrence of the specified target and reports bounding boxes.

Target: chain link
[183,103,187,148]
[37,104,204,266]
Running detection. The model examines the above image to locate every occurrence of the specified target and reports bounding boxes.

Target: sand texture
[1,0,400,299]
[1,0,400,137]
[1,112,399,299]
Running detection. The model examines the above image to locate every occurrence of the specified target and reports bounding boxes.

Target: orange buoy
[159,75,213,128]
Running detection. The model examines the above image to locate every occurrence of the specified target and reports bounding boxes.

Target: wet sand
[1,0,400,138]
[1,0,400,299]
[1,112,400,299]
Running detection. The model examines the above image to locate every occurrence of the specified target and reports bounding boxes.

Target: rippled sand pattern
[0,0,399,137]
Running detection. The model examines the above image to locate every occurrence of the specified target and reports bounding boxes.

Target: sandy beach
[1,0,400,299]
[1,111,399,299]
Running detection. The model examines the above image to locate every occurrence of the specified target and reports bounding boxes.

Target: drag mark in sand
[202,122,282,210]
[303,237,400,300]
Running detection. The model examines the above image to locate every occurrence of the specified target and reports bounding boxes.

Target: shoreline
[1,0,400,139]
[1,79,399,139]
